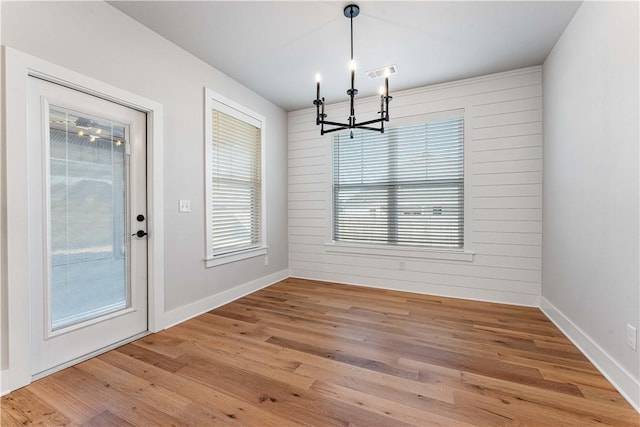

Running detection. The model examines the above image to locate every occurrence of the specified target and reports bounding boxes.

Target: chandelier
[313,4,392,138]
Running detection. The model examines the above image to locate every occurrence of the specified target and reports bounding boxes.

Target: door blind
[333,117,464,249]
[211,109,262,255]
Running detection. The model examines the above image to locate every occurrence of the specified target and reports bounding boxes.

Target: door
[28,77,148,377]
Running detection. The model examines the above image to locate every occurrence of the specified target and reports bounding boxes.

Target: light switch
[179,199,191,213]
[627,324,637,351]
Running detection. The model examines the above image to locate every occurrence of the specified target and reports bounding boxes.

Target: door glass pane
[49,106,129,331]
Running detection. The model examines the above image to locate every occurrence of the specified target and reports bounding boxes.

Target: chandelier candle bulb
[315,74,321,100]
[350,60,356,92]
[351,68,355,93]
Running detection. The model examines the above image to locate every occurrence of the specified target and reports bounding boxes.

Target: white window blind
[333,117,464,249]
[210,108,262,256]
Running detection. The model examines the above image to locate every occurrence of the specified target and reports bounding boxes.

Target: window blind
[333,117,464,249]
[211,109,262,255]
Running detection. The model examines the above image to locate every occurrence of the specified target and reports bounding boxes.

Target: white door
[28,77,148,377]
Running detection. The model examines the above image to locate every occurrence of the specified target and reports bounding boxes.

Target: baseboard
[1,369,9,396]
[162,269,290,329]
[289,271,540,307]
[540,297,640,412]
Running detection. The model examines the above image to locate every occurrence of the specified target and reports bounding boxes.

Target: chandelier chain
[350,7,354,61]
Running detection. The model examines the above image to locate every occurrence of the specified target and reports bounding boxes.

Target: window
[205,89,265,267]
[333,116,464,250]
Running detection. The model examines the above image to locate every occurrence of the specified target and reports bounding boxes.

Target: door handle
[132,230,148,238]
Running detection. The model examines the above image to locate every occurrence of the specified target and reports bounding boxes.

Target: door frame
[3,47,165,393]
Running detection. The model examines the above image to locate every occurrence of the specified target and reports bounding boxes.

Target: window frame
[204,88,267,267]
[326,109,474,262]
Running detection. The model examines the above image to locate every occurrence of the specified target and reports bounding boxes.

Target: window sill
[205,246,267,268]
[324,242,474,262]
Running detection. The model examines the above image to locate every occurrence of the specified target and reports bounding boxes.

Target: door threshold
[32,330,150,381]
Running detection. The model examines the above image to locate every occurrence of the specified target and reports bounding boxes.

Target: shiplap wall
[288,66,542,306]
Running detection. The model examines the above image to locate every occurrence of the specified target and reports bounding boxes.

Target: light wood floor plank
[2,278,638,426]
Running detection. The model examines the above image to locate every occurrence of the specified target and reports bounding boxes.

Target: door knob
[132,230,148,238]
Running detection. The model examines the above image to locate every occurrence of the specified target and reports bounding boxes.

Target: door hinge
[125,143,131,155]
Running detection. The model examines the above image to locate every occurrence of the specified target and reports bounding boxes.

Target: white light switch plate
[627,324,637,350]
[179,199,191,213]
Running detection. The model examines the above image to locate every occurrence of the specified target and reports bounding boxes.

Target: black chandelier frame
[313,4,392,137]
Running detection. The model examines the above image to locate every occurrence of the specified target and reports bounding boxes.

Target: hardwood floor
[2,278,639,426]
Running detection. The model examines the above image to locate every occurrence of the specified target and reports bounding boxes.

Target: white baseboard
[1,369,9,396]
[541,297,640,412]
[290,271,540,307]
[162,269,290,329]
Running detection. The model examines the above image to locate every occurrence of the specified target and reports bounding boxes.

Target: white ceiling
[109,1,581,112]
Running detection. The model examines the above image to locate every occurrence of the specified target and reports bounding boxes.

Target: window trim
[327,108,473,261]
[324,241,474,262]
[204,88,266,267]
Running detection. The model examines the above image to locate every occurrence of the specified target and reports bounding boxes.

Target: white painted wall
[0,1,288,376]
[0,2,7,373]
[288,67,543,306]
[542,1,640,410]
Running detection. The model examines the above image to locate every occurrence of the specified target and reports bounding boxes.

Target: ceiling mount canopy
[314,4,392,138]
[343,3,360,18]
